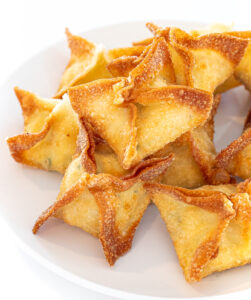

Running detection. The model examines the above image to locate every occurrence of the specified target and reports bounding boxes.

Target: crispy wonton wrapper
[55,29,112,98]
[69,76,213,169]
[133,23,247,93]
[7,88,79,173]
[107,37,175,91]
[33,121,174,265]
[215,109,251,179]
[151,94,231,188]
[145,178,251,282]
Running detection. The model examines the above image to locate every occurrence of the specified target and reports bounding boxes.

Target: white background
[0,0,251,299]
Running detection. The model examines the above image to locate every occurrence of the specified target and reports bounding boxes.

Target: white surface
[1,1,251,299]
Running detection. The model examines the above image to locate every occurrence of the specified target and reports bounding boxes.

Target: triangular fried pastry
[188,25,241,93]
[145,179,251,282]
[143,23,248,92]
[222,31,251,91]
[106,45,147,77]
[12,87,60,132]
[111,37,176,103]
[151,94,231,188]
[33,123,174,265]
[69,78,213,169]
[55,29,112,98]
[7,90,79,173]
[215,109,251,179]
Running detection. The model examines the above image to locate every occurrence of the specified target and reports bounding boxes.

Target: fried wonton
[107,45,145,60]
[33,122,174,265]
[192,28,251,93]
[215,109,251,179]
[134,23,247,93]
[151,94,231,188]
[145,178,251,282]
[55,29,112,98]
[222,31,251,92]
[7,88,79,173]
[69,77,213,169]
[111,37,176,103]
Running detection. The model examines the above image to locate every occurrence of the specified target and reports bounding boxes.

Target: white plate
[1,20,251,300]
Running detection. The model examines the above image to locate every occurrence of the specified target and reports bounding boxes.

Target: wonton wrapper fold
[152,95,231,188]
[135,23,248,93]
[33,135,174,264]
[7,88,79,173]
[55,29,112,98]
[69,78,213,169]
[146,180,251,282]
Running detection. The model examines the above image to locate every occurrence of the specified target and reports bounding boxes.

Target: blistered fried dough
[69,78,213,169]
[220,31,251,91]
[107,45,145,60]
[215,110,251,179]
[151,94,230,188]
[142,23,248,92]
[33,136,174,265]
[189,25,241,93]
[13,87,60,132]
[94,142,129,177]
[146,179,251,282]
[106,45,148,76]
[55,29,112,99]
[108,56,140,77]
[170,27,247,92]
[7,92,79,173]
[112,38,176,102]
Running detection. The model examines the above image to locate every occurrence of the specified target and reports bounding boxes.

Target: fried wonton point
[33,123,174,264]
[137,23,248,93]
[145,180,251,282]
[54,29,112,98]
[7,91,79,173]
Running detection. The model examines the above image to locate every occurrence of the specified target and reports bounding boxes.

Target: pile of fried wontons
[7,23,251,283]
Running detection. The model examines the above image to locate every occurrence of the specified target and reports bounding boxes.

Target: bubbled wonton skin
[69,78,213,169]
[146,179,251,282]
[133,23,248,93]
[7,88,79,173]
[8,21,251,283]
[55,29,112,99]
[33,121,174,265]
[152,94,231,188]
[215,110,251,179]
[69,37,213,170]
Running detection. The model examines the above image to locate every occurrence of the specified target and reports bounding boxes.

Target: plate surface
[1,20,251,300]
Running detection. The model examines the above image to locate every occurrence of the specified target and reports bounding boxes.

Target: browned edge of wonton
[33,131,174,265]
[144,182,235,282]
[215,109,251,171]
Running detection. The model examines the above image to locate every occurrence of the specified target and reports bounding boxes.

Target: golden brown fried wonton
[151,94,231,188]
[55,29,112,98]
[145,178,251,282]
[33,122,174,265]
[69,77,213,169]
[7,88,79,173]
[136,23,248,93]
[215,109,251,179]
